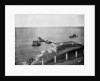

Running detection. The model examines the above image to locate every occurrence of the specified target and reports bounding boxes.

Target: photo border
[2,3,95,78]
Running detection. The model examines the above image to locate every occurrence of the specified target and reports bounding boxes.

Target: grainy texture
[15,27,84,65]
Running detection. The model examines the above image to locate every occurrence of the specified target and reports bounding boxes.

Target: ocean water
[15,27,84,62]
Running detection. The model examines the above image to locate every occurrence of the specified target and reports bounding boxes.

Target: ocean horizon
[15,27,84,62]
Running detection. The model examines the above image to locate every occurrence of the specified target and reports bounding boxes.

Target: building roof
[33,41,84,64]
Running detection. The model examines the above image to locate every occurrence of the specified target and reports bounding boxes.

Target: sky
[15,14,84,27]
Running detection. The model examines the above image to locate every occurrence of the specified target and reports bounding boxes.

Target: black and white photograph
[5,5,95,76]
[15,14,84,65]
